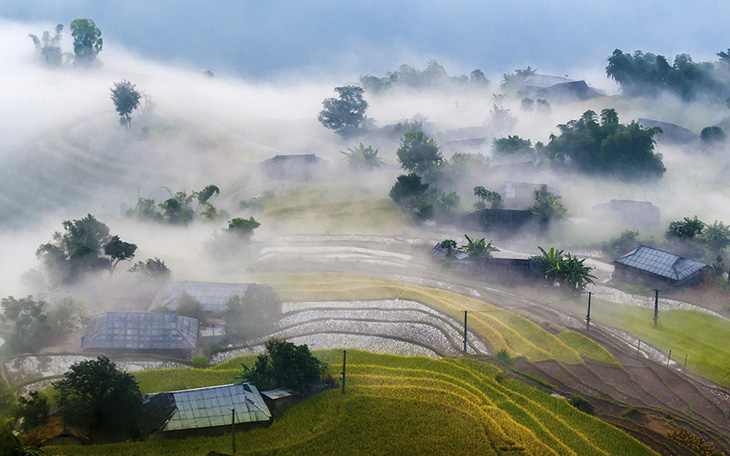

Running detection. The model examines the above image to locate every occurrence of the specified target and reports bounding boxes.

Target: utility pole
[231,408,236,454]
[653,289,660,328]
[666,349,672,368]
[463,311,468,356]
[585,292,592,332]
[341,350,347,395]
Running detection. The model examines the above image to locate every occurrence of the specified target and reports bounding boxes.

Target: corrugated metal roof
[261,388,296,400]
[522,74,574,89]
[614,246,705,281]
[151,281,268,313]
[163,383,270,431]
[83,313,198,351]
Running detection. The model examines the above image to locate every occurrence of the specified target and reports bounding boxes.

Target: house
[260,154,323,181]
[500,182,557,210]
[638,118,697,144]
[261,388,299,413]
[591,200,661,227]
[612,245,706,289]
[82,312,198,359]
[151,281,276,314]
[522,74,603,101]
[142,382,271,438]
[19,416,90,447]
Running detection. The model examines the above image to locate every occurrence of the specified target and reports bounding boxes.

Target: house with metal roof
[592,200,661,227]
[142,382,271,438]
[612,245,706,289]
[82,312,198,358]
[151,281,275,313]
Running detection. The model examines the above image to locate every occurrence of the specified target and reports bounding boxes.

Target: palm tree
[341,143,383,170]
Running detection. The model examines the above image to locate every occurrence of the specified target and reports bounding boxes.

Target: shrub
[192,355,209,369]
[568,395,595,415]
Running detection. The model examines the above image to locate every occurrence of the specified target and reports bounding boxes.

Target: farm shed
[260,154,323,181]
[592,200,660,227]
[142,382,271,438]
[82,312,198,359]
[151,281,276,313]
[261,388,299,413]
[19,416,89,447]
[613,245,706,289]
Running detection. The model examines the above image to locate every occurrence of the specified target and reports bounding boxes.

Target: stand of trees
[127,185,227,225]
[1,296,84,353]
[359,60,489,93]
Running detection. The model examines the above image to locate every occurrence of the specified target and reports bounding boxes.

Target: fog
[1,13,730,317]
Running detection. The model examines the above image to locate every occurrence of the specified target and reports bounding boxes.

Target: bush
[621,407,641,421]
[495,349,514,368]
[568,395,595,415]
[192,355,209,369]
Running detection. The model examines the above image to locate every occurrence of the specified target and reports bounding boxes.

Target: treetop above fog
[359,60,489,93]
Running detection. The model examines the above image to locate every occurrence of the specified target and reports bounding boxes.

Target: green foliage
[473,186,503,210]
[28,24,63,66]
[128,258,172,281]
[601,229,640,258]
[396,131,443,177]
[492,135,533,155]
[529,185,566,225]
[568,395,595,415]
[340,143,383,170]
[460,234,499,259]
[495,348,514,368]
[388,173,429,207]
[126,185,227,225]
[700,126,727,145]
[501,65,537,91]
[520,97,534,111]
[0,429,42,456]
[110,79,141,129]
[237,339,327,395]
[533,247,595,291]
[54,355,142,437]
[191,355,209,369]
[668,427,721,456]
[12,392,49,432]
[621,407,642,421]
[1,296,83,353]
[539,109,665,180]
[359,60,487,93]
[607,48,730,101]
[223,288,282,340]
[700,220,730,253]
[318,85,369,137]
[434,191,460,215]
[70,18,102,66]
[226,217,260,241]
[103,235,137,274]
[175,291,207,324]
[665,216,705,241]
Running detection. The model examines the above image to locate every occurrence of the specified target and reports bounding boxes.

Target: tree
[318,86,369,137]
[128,258,172,280]
[110,80,142,129]
[438,239,459,259]
[666,216,705,241]
[1,296,49,352]
[104,235,137,274]
[389,173,429,207]
[700,126,726,145]
[396,131,443,176]
[13,392,49,432]
[226,217,261,241]
[54,356,141,437]
[70,18,102,66]
[532,247,595,292]
[237,339,328,395]
[473,186,503,210]
[434,191,461,215]
[493,135,533,155]
[700,221,730,253]
[36,214,134,284]
[529,185,566,226]
[224,288,282,339]
[175,291,207,324]
[28,24,64,66]
[460,235,499,259]
[341,143,383,170]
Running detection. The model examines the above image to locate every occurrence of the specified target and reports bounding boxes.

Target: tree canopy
[70,18,102,66]
[318,85,369,137]
[110,79,142,129]
[54,356,142,436]
[539,109,665,180]
[359,60,488,93]
[493,135,534,155]
[36,214,136,284]
[396,131,443,177]
[28,24,63,66]
[128,257,172,281]
[126,185,228,225]
[226,217,261,241]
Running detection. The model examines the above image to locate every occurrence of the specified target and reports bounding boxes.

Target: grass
[257,272,617,365]
[49,351,656,456]
[587,298,730,386]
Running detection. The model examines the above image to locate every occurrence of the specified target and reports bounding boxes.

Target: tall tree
[70,18,102,66]
[396,131,443,176]
[318,85,369,137]
[28,24,64,66]
[104,235,137,274]
[110,80,142,129]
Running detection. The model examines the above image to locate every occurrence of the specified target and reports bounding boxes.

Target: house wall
[612,264,675,290]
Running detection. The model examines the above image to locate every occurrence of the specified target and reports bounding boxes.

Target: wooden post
[637,339,641,357]
[585,292,592,332]
[341,350,346,395]
[666,349,672,368]
[683,354,688,375]
[653,289,659,328]
[231,408,236,454]
[463,311,468,356]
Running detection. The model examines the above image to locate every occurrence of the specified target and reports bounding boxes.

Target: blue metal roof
[614,246,705,281]
[163,383,270,431]
[83,312,198,351]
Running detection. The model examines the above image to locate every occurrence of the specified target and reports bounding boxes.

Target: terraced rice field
[50,351,657,456]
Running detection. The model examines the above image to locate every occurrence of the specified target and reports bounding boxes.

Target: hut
[612,245,706,289]
[260,154,323,181]
[82,312,198,359]
[261,388,299,413]
[142,382,271,439]
[19,416,89,447]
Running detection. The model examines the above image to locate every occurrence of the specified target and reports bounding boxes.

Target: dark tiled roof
[614,245,705,281]
[83,312,198,351]
[163,383,270,431]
